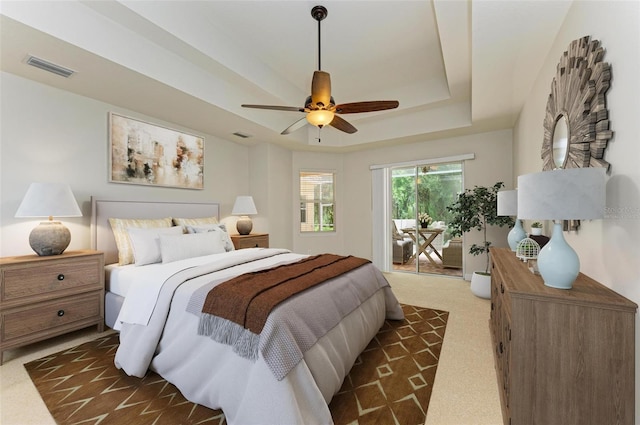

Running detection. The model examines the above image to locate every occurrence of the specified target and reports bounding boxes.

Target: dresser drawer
[1,255,101,303]
[1,291,102,342]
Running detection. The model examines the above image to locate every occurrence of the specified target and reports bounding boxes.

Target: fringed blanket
[201,254,370,333]
[197,254,373,370]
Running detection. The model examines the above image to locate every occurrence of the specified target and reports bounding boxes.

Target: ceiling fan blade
[335,100,399,114]
[281,117,308,135]
[242,104,304,112]
[330,115,357,134]
[311,71,332,107]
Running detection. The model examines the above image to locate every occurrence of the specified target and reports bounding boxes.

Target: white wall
[291,151,345,256]
[286,130,514,277]
[0,72,250,257]
[249,143,293,250]
[341,129,514,276]
[513,0,640,414]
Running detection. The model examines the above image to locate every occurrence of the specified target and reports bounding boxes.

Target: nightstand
[0,250,105,364]
[231,233,269,250]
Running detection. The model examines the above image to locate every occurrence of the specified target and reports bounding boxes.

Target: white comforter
[114,248,404,425]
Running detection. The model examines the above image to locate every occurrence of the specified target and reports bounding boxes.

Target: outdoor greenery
[446,182,515,274]
[392,164,462,228]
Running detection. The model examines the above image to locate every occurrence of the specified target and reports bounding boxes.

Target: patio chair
[442,237,462,269]
[392,221,413,264]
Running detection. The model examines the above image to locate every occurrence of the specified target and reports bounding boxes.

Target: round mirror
[552,114,569,169]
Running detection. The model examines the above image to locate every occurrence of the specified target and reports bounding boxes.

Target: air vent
[26,55,75,78]
[232,132,252,139]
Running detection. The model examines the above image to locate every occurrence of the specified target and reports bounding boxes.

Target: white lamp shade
[231,196,257,215]
[517,168,605,221]
[497,190,518,217]
[15,183,82,218]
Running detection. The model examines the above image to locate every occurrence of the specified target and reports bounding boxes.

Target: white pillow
[109,217,173,265]
[186,223,235,252]
[160,231,226,263]
[127,226,184,266]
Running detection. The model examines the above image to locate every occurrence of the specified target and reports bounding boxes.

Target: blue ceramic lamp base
[537,222,579,289]
[507,219,526,251]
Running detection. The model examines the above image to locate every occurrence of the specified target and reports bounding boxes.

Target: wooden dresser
[231,233,269,250]
[490,247,636,425]
[0,250,104,364]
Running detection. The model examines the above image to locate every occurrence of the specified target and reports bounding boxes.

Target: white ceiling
[0,0,572,152]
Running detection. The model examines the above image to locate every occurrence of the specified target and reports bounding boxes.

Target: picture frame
[109,112,204,189]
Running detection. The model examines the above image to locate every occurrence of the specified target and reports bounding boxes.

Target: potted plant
[418,213,432,229]
[531,221,543,235]
[446,182,514,298]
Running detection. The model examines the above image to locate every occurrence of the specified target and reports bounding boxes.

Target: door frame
[371,153,474,273]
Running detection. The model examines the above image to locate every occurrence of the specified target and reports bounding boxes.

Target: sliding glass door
[391,162,463,275]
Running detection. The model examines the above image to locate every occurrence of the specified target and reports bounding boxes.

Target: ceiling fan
[242,5,399,135]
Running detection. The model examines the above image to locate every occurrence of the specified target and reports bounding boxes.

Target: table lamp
[517,168,605,289]
[232,195,257,235]
[15,183,82,256]
[497,189,526,251]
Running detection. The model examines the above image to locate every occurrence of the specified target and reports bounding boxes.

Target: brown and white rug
[25,304,448,425]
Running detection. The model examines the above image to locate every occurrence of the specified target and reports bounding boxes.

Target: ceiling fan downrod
[311,6,327,71]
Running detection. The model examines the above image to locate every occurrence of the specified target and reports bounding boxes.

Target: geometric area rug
[25,304,448,425]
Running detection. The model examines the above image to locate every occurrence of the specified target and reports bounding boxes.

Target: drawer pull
[500,283,504,294]
[57,310,65,317]
[499,342,504,354]
[57,274,65,281]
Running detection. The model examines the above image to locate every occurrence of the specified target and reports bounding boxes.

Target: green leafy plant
[531,221,542,228]
[446,182,515,274]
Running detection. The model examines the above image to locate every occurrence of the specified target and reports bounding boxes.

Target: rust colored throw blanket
[201,254,370,334]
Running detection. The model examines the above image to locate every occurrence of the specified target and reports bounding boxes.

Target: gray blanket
[187,255,399,380]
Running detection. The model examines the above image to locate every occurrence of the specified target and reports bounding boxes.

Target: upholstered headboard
[91,197,220,265]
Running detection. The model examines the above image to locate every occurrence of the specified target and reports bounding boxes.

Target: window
[300,171,335,232]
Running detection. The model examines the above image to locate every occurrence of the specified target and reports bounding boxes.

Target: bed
[91,198,404,425]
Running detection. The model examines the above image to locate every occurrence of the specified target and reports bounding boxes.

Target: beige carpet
[24,305,447,425]
[0,273,502,425]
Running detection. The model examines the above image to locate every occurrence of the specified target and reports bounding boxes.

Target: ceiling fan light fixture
[240,5,398,136]
[306,109,334,127]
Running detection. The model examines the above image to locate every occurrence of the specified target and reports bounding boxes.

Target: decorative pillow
[172,216,219,227]
[109,217,173,265]
[160,231,226,263]
[186,223,235,252]
[127,226,185,266]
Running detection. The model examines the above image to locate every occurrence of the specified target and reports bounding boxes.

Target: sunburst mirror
[541,36,612,172]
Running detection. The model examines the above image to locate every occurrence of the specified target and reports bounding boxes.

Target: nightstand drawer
[0,250,104,364]
[1,255,101,303]
[2,291,102,342]
[231,234,269,249]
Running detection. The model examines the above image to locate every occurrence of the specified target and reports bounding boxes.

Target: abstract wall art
[109,113,204,189]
